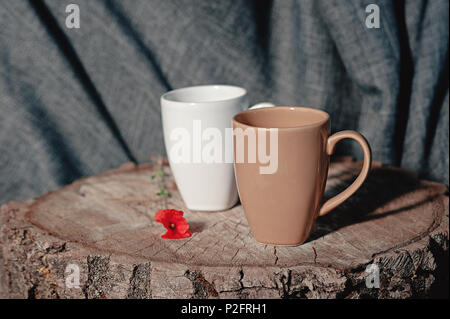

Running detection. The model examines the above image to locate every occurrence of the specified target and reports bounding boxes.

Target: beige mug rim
[232,106,330,130]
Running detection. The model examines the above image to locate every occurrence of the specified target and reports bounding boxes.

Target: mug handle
[318,130,372,216]
[249,102,275,109]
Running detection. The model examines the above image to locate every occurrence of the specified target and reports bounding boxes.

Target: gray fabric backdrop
[0,0,448,203]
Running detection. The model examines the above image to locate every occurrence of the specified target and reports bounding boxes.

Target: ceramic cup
[161,85,272,211]
[232,106,372,245]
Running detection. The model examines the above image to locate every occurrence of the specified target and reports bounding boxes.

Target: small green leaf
[155,170,164,177]
[156,188,170,198]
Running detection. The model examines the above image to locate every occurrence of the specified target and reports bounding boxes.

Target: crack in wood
[312,247,317,264]
[273,246,279,265]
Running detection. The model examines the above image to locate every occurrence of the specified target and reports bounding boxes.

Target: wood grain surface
[1,158,448,298]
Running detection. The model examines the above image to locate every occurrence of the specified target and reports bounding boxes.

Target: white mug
[161,85,272,211]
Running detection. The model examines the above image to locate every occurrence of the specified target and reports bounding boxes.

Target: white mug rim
[161,84,247,106]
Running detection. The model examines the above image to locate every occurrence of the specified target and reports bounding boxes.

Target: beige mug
[232,106,372,245]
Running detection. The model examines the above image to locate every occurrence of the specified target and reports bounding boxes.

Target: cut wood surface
[0,158,448,298]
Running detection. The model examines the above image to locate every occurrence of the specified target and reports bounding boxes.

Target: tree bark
[0,159,448,299]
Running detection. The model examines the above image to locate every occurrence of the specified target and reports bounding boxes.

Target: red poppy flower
[154,209,192,239]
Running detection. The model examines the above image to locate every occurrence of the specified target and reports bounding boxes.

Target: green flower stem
[152,167,170,209]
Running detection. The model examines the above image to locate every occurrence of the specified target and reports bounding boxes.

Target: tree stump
[0,159,448,299]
